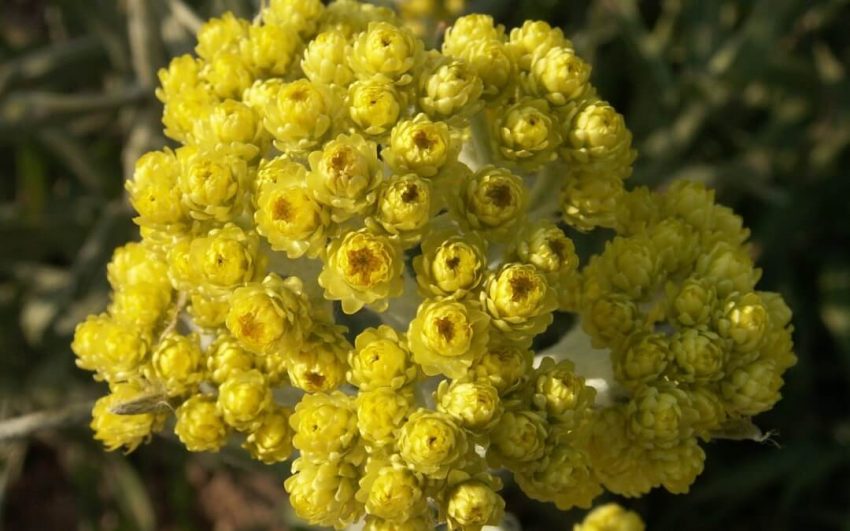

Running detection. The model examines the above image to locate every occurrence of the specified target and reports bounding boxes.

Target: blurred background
[1,0,849,529]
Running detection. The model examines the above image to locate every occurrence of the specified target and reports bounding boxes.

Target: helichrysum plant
[72,0,797,528]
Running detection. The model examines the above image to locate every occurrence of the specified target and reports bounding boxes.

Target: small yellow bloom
[348,325,418,390]
[174,395,228,452]
[226,273,312,355]
[287,322,350,393]
[357,459,426,523]
[319,229,404,314]
[487,410,547,469]
[284,458,362,529]
[383,114,457,177]
[206,333,254,385]
[290,391,362,463]
[419,57,483,119]
[453,165,527,238]
[493,98,561,169]
[91,381,165,452]
[176,145,248,222]
[527,45,591,106]
[398,409,468,478]
[408,298,490,378]
[349,21,423,84]
[151,332,204,396]
[481,263,556,339]
[413,227,488,298]
[356,387,414,447]
[366,173,434,245]
[347,76,404,136]
[189,224,265,295]
[467,338,533,395]
[445,479,505,530]
[217,369,272,431]
[307,133,383,222]
[574,503,645,531]
[302,30,354,86]
[436,379,503,432]
[263,79,338,152]
[244,405,295,463]
[255,159,330,259]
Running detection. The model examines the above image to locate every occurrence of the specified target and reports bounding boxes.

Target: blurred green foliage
[1,0,849,529]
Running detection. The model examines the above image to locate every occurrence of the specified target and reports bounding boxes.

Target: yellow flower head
[175,395,228,452]
[177,145,249,223]
[348,325,418,390]
[408,298,490,378]
[453,165,527,238]
[91,381,165,452]
[243,405,295,463]
[574,503,645,531]
[527,45,591,106]
[255,172,330,259]
[367,173,434,245]
[320,229,404,314]
[302,30,354,86]
[356,387,414,447]
[445,479,505,530]
[307,133,383,222]
[419,57,483,119]
[290,391,362,463]
[190,224,265,295]
[436,379,503,432]
[493,98,561,169]
[225,273,312,355]
[127,149,187,229]
[263,79,337,152]
[509,20,570,71]
[71,314,150,381]
[414,228,488,299]
[358,459,426,523]
[206,333,254,385]
[241,22,299,77]
[286,322,351,393]
[383,114,457,177]
[350,21,423,83]
[481,263,556,338]
[399,409,468,477]
[532,357,596,427]
[487,410,548,469]
[217,369,272,431]
[151,332,204,396]
[467,338,533,395]
[347,76,404,137]
[284,458,362,528]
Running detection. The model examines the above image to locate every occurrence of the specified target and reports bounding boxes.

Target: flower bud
[348,76,404,136]
[217,369,272,431]
[307,133,382,222]
[152,332,204,396]
[437,379,503,432]
[399,409,468,477]
[446,480,505,530]
[175,395,228,452]
[348,325,418,390]
[243,405,294,463]
[383,114,457,177]
[91,382,164,452]
[301,30,354,85]
[290,391,362,463]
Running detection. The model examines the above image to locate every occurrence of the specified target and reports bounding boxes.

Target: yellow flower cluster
[73,1,796,529]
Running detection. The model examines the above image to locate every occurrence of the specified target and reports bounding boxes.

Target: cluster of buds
[72,0,795,529]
